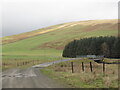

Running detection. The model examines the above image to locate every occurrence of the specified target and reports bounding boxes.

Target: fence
[70,61,105,73]
[53,59,118,75]
[2,60,42,70]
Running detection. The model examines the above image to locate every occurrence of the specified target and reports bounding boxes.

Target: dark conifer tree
[63,36,120,58]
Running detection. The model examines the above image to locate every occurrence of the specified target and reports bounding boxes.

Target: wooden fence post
[71,62,74,73]
[103,61,105,73]
[90,62,93,72]
[82,62,84,72]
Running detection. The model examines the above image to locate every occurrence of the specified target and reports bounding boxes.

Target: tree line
[62,36,120,58]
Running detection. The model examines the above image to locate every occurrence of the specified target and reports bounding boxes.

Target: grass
[2,20,117,54]
[2,19,118,71]
[1,19,119,89]
[2,55,64,71]
[1,19,117,44]
[40,59,119,88]
[2,48,63,70]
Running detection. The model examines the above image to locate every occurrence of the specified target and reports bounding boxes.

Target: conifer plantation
[62,36,120,58]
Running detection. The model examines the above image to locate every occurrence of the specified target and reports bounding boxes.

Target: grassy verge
[2,48,63,71]
[40,59,119,88]
[2,55,64,71]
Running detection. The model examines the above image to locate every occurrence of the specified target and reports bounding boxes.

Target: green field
[2,19,118,70]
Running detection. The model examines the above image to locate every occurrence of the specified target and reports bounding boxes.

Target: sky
[1,0,119,37]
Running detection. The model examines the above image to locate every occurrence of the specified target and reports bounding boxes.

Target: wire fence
[53,59,118,75]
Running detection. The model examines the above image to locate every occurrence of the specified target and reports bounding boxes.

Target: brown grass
[46,59,119,88]
[2,59,44,71]
[2,24,70,44]
[36,41,65,50]
[83,23,116,32]
[2,19,117,45]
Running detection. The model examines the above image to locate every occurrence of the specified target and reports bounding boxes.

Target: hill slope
[2,19,117,44]
[2,19,118,59]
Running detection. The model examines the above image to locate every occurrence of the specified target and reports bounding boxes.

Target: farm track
[2,58,118,88]
[2,58,76,88]
[2,67,66,88]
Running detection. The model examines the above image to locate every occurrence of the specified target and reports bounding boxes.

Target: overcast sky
[1,0,119,37]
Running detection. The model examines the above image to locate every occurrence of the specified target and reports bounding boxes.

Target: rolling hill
[2,19,118,60]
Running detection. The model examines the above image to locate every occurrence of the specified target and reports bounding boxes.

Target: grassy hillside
[2,19,118,69]
[2,19,117,45]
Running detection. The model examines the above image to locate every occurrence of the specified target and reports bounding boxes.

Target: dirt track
[2,67,65,88]
[2,58,77,88]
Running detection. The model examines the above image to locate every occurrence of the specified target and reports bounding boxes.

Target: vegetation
[1,19,119,88]
[2,19,118,70]
[41,59,118,88]
[1,19,117,45]
[2,55,64,70]
[63,36,120,58]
